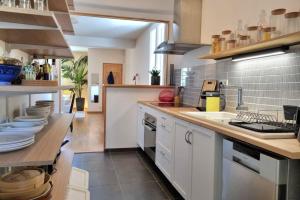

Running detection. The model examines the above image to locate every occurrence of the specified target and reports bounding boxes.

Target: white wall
[87,48,125,111]
[124,24,164,85]
[201,0,300,44]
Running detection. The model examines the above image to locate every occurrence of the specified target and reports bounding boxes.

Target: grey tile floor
[72,150,183,200]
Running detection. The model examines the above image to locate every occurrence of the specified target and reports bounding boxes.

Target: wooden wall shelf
[0,114,74,167]
[200,31,300,60]
[0,85,73,95]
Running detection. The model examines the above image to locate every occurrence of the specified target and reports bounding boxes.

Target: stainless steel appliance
[222,139,288,200]
[144,113,157,161]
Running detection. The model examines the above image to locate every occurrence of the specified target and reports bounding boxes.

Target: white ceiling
[71,16,152,40]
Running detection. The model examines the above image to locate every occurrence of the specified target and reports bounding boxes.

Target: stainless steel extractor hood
[155,0,208,55]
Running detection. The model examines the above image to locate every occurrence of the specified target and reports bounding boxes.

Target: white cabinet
[156,113,174,182]
[173,120,222,200]
[173,120,192,199]
[137,104,145,150]
[190,124,222,200]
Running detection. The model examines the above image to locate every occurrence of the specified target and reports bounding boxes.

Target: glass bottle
[257,10,269,42]
[247,26,259,44]
[270,8,286,37]
[285,12,300,34]
[262,27,273,41]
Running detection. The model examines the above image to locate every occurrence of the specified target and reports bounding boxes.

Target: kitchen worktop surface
[103,84,175,89]
[139,101,300,159]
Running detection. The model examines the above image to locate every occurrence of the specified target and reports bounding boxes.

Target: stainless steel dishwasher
[222,139,288,200]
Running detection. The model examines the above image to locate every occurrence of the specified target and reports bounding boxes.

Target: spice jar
[239,35,250,47]
[222,30,232,41]
[285,12,300,34]
[219,37,226,52]
[270,8,286,37]
[226,40,236,50]
[262,27,274,40]
[211,35,221,54]
[247,26,259,44]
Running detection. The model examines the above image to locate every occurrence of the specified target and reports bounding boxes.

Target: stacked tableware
[0,135,35,153]
[0,168,52,200]
[35,101,54,116]
[0,121,45,137]
[14,116,47,125]
[26,106,51,118]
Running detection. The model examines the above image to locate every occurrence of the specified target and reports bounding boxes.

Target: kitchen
[0,0,300,200]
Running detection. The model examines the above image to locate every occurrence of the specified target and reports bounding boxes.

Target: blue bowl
[0,64,22,85]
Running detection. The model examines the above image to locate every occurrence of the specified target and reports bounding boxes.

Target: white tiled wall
[175,47,300,113]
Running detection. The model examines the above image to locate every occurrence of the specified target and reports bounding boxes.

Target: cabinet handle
[185,131,190,144]
[187,131,192,145]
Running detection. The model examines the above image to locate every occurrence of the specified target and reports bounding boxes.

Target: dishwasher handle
[233,156,259,173]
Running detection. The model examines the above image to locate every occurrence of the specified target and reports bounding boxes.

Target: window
[149,23,166,84]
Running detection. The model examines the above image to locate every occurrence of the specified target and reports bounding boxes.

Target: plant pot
[76,98,85,111]
[151,76,160,85]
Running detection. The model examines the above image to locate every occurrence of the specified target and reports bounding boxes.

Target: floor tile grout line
[109,151,127,200]
[136,151,172,200]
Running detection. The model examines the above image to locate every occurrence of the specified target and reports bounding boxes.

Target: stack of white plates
[26,106,51,118]
[35,100,54,116]
[0,135,35,153]
[0,122,45,137]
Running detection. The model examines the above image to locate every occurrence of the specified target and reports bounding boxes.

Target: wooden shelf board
[0,85,73,95]
[0,114,74,167]
[22,47,74,58]
[200,31,300,60]
[48,0,69,13]
[0,29,69,48]
[51,148,74,200]
[54,12,74,34]
[0,7,57,28]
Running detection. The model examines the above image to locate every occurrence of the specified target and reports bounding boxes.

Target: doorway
[103,63,123,85]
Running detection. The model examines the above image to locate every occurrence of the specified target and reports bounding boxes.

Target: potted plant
[149,68,160,85]
[62,56,88,111]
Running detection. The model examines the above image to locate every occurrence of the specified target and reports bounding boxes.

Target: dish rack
[232,110,296,130]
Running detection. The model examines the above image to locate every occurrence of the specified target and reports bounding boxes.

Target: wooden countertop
[103,84,175,89]
[0,114,74,167]
[139,101,300,159]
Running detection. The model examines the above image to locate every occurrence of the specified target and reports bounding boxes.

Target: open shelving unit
[200,31,300,60]
[0,0,74,58]
[0,85,73,95]
[0,113,74,167]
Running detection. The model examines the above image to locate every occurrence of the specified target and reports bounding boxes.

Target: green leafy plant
[61,56,88,98]
[149,68,160,77]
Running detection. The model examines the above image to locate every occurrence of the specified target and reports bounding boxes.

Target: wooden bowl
[0,173,51,200]
[0,168,45,193]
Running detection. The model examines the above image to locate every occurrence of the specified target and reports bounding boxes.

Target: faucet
[236,87,248,111]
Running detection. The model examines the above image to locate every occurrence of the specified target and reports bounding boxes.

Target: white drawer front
[157,127,173,151]
[156,143,172,180]
[158,114,173,132]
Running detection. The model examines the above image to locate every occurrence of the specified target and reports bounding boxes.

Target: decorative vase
[76,98,85,111]
[151,76,160,85]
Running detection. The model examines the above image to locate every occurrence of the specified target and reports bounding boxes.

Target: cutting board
[202,80,217,92]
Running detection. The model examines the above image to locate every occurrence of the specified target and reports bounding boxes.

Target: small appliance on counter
[158,89,175,102]
[197,80,226,112]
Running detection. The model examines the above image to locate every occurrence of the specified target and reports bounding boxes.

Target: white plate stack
[35,100,54,116]
[0,121,45,137]
[0,135,35,153]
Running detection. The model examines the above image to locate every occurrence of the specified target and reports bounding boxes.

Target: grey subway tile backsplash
[174,48,300,112]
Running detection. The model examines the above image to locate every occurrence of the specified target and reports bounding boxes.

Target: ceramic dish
[0,123,44,134]
[0,140,34,153]
[0,135,34,145]
[0,137,34,149]
[14,116,47,122]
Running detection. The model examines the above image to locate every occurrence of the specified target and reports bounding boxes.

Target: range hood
[155,0,208,55]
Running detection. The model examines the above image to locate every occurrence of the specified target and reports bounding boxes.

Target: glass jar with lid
[270,8,286,37]
[211,35,221,54]
[226,40,236,50]
[262,27,274,40]
[219,37,226,52]
[238,35,250,47]
[222,30,232,41]
[247,26,259,44]
[285,12,300,34]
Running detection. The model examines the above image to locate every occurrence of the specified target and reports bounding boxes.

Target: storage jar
[238,35,250,47]
[219,37,226,52]
[211,35,221,54]
[285,12,300,34]
[262,27,274,40]
[226,40,236,50]
[247,26,259,44]
[270,8,286,37]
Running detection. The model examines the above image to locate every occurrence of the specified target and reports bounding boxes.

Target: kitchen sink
[181,111,237,123]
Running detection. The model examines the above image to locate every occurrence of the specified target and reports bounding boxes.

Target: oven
[144,113,157,161]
